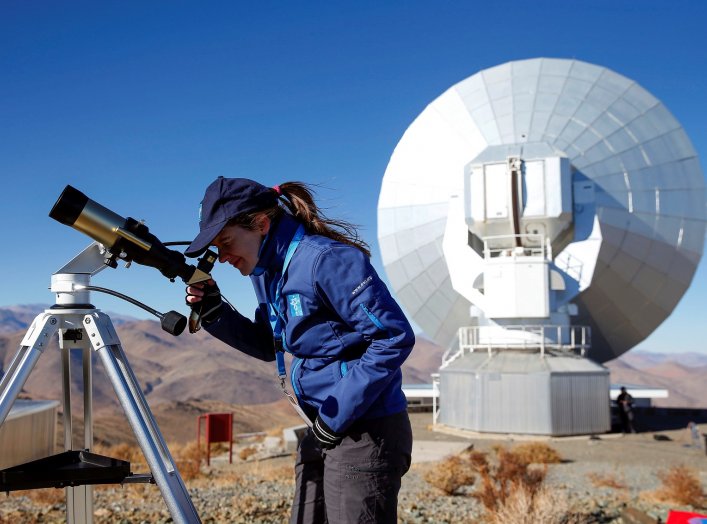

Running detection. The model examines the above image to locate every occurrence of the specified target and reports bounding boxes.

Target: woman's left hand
[312,416,344,450]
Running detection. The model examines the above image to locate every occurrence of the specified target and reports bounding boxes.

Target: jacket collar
[251,213,301,277]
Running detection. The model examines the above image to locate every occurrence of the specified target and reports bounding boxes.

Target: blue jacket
[204,214,415,432]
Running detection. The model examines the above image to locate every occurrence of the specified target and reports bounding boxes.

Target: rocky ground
[1,413,706,523]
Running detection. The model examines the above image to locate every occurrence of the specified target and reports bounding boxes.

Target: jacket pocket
[290,356,303,397]
[359,303,392,338]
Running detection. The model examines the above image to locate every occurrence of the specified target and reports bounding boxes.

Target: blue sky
[1,1,705,354]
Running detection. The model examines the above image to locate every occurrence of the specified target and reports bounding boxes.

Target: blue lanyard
[268,224,305,378]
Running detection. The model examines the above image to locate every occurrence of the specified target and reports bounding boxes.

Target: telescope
[50,185,211,284]
[49,185,214,335]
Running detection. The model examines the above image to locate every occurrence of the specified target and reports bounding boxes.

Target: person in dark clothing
[617,386,636,434]
[185,177,414,523]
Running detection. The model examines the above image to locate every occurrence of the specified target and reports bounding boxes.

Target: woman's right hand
[185,279,214,305]
[185,279,223,324]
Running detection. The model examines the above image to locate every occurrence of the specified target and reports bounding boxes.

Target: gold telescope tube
[49,185,210,285]
[50,185,131,251]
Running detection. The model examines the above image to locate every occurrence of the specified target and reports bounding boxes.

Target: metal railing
[441,324,591,368]
[431,373,441,425]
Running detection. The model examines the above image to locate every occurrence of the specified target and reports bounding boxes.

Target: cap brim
[184,223,224,258]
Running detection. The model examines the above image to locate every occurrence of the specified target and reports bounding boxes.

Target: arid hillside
[0,307,444,444]
[1,305,705,446]
[0,311,444,408]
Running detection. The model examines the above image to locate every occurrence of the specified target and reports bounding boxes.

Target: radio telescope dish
[378,58,705,364]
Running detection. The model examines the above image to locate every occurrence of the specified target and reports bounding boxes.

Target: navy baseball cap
[185,177,279,257]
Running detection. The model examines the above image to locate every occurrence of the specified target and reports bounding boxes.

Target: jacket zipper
[360,303,391,337]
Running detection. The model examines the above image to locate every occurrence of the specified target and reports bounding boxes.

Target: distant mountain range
[0,304,136,334]
[0,304,444,444]
[604,352,707,408]
[0,305,48,334]
[1,305,705,444]
[0,305,444,400]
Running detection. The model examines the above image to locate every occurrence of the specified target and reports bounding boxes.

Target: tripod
[0,243,201,524]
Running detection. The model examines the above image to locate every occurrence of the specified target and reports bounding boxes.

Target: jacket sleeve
[204,302,276,362]
[313,245,415,432]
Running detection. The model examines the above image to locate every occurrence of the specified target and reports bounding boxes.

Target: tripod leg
[0,313,60,426]
[84,312,201,524]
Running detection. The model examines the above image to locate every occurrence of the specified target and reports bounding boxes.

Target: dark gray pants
[290,411,413,524]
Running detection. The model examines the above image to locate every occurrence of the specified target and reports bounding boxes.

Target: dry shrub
[170,441,203,480]
[423,454,476,495]
[92,441,201,482]
[587,471,627,490]
[512,442,562,465]
[91,442,149,490]
[423,446,563,521]
[472,447,547,514]
[239,446,258,461]
[93,442,146,468]
[487,486,585,524]
[423,444,551,505]
[650,465,705,507]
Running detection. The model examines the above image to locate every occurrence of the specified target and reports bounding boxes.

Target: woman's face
[212,216,270,276]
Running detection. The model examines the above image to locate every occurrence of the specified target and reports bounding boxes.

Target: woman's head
[186,177,371,271]
[212,215,271,275]
[185,177,278,259]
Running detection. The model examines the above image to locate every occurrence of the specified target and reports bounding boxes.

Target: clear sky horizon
[1,1,705,356]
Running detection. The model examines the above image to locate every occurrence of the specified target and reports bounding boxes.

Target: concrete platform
[411,440,472,463]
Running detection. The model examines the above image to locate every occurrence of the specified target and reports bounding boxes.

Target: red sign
[197,413,234,465]
[666,510,707,524]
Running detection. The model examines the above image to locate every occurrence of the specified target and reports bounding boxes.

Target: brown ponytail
[228,181,371,257]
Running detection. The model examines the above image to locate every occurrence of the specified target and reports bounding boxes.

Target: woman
[185,177,414,523]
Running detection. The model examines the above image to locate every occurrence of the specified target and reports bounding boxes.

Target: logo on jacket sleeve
[351,275,373,296]
[288,294,304,317]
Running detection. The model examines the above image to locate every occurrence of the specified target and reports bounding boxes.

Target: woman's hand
[312,416,344,450]
[186,279,223,325]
